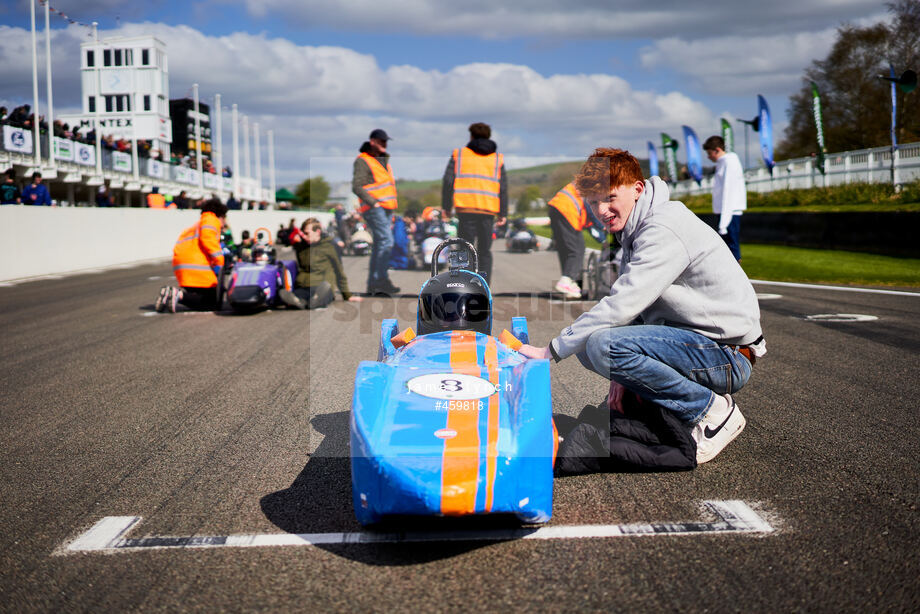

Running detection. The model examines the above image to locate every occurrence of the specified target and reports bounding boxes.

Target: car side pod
[351,317,553,527]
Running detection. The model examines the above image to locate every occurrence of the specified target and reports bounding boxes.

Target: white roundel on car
[407,373,498,400]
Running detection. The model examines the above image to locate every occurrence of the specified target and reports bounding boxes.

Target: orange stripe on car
[483,336,500,512]
[440,331,481,516]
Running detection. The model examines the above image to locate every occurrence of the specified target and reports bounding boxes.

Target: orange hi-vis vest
[357,152,398,214]
[172,211,225,288]
[548,182,588,231]
[147,193,166,208]
[451,147,502,215]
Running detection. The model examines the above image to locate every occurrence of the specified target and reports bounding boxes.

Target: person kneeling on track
[155,198,228,313]
[518,148,766,469]
[279,217,363,310]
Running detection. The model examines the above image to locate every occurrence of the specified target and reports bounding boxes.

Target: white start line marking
[60,500,773,554]
[804,313,879,322]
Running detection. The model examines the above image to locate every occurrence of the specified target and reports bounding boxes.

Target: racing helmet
[252,244,276,264]
[417,238,492,336]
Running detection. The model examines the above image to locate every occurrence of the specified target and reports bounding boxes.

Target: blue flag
[648,141,659,177]
[682,125,703,185]
[757,94,774,173]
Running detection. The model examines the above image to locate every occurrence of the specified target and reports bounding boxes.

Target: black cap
[369,128,391,142]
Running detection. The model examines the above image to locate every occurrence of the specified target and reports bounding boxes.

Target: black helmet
[252,244,276,264]
[417,239,492,336]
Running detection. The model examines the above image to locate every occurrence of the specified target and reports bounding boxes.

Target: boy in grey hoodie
[519,148,765,464]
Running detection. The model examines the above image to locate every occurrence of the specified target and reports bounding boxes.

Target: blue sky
[0,0,889,185]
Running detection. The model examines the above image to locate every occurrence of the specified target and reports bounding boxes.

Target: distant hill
[397,157,649,214]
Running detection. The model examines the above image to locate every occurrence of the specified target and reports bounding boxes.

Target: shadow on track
[259,411,521,565]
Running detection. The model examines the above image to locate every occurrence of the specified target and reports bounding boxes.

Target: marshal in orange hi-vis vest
[357,152,398,214]
[172,211,225,288]
[451,147,503,215]
[547,181,588,231]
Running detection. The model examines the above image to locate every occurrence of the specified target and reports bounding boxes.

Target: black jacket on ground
[554,393,697,475]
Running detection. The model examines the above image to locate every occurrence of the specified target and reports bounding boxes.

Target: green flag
[811,81,827,175]
[720,118,734,153]
[660,133,679,182]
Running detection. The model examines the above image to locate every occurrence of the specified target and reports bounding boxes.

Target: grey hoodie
[551,176,763,360]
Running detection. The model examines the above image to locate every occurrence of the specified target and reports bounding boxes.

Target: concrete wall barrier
[0,207,332,282]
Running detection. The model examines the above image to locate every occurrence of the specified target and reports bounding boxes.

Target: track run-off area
[2,248,918,612]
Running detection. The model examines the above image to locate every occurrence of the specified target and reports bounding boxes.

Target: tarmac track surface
[1,248,918,612]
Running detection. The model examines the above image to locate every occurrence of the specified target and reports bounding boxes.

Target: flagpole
[253,122,262,205]
[267,129,276,206]
[30,0,42,168]
[92,23,102,178]
[215,93,223,200]
[231,103,239,200]
[44,0,56,172]
[193,83,203,193]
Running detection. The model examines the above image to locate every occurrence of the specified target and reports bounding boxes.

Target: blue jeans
[362,206,394,285]
[581,325,752,424]
[722,214,741,261]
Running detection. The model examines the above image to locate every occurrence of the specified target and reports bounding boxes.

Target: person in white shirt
[703,135,746,261]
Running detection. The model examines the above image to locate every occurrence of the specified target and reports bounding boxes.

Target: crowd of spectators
[2,105,232,176]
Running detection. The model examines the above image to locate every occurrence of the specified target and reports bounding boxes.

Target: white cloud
[241,0,886,40]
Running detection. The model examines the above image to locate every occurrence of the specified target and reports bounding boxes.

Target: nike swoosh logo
[704,402,736,439]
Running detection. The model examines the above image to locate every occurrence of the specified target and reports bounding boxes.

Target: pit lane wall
[0,207,332,282]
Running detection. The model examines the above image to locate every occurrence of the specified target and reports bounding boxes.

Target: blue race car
[225,244,298,312]
[351,239,556,526]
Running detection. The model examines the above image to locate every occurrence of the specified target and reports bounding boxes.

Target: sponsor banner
[74,142,96,166]
[720,118,734,153]
[222,177,233,192]
[3,125,33,154]
[53,137,74,162]
[660,133,679,182]
[173,166,191,183]
[757,94,774,172]
[647,141,659,177]
[112,151,132,172]
[189,170,201,186]
[810,82,827,174]
[146,158,166,179]
[203,172,219,189]
[682,125,703,185]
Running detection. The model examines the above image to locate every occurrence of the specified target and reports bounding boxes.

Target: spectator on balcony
[102,135,116,150]
[7,105,29,127]
[222,166,232,178]
[53,120,66,138]
[0,107,7,124]
[21,172,51,206]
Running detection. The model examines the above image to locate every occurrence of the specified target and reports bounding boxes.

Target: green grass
[739,244,920,287]
[531,225,920,287]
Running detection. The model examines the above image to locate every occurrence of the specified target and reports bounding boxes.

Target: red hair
[574,148,644,197]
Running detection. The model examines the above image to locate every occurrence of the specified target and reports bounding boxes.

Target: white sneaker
[693,394,746,464]
[554,276,582,299]
[155,286,169,312]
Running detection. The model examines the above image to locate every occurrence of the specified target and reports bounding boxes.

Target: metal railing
[0,125,271,202]
[670,141,920,196]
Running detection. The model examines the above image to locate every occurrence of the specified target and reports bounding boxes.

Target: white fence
[671,141,920,197]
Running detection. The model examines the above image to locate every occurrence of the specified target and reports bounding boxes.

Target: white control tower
[59,35,172,158]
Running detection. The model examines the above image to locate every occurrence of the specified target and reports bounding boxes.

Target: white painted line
[804,313,878,322]
[61,500,773,554]
[756,293,783,300]
[751,279,920,297]
[67,516,141,552]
